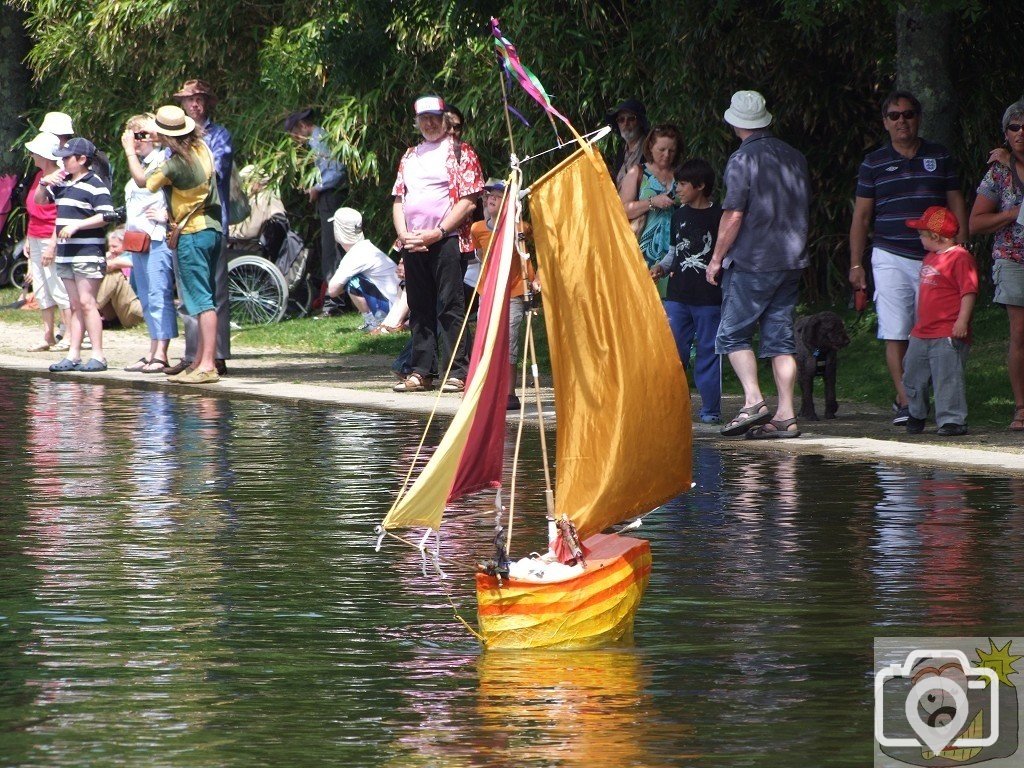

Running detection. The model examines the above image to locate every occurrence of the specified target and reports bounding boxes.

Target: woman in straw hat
[120,113,177,373]
[122,104,222,384]
[22,131,71,352]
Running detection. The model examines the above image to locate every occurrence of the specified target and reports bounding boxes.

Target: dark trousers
[317,187,344,286]
[403,237,470,381]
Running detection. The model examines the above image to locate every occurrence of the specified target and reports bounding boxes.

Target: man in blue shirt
[167,78,232,375]
[286,108,349,316]
[848,91,967,424]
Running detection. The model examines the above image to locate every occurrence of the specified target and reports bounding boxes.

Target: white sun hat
[24,132,61,161]
[723,90,773,130]
[330,207,364,245]
[39,111,74,136]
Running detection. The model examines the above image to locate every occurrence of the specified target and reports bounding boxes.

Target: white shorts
[871,247,922,341]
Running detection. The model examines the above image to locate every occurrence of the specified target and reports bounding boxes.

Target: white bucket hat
[25,132,61,161]
[39,111,74,136]
[724,90,772,130]
[330,207,364,245]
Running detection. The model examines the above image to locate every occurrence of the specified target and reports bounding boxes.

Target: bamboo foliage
[5,0,1021,299]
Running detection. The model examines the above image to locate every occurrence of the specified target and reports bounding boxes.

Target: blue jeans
[716,268,802,357]
[130,239,178,341]
[664,301,722,418]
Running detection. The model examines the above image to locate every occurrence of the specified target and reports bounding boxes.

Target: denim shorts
[993,258,1024,307]
[715,268,802,357]
[55,260,104,280]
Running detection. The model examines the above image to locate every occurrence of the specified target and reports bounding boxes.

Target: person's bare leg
[770,354,797,421]
[76,277,105,361]
[886,339,909,406]
[348,292,369,314]
[62,278,84,360]
[155,338,170,363]
[195,310,218,372]
[41,306,57,345]
[726,349,764,408]
[1008,307,1024,408]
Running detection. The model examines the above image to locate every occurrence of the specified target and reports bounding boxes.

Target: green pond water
[1,374,1022,767]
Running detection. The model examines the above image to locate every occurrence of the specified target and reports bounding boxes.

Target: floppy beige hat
[152,105,197,137]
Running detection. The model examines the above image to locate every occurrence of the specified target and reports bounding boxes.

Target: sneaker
[937,423,968,436]
[892,402,910,426]
[215,359,228,376]
[699,413,722,424]
[357,312,379,332]
[905,415,926,434]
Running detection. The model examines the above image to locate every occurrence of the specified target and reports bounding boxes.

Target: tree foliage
[7,0,1024,301]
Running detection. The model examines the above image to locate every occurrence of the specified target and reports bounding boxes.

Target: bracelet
[850,265,864,270]
[438,225,448,238]
[648,199,654,211]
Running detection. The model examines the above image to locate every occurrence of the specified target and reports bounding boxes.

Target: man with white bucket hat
[706,90,811,440]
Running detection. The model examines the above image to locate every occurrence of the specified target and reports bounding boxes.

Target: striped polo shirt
[49,171,114,264]
[856,139,960,260]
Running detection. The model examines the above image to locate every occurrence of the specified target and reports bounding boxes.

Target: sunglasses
[617,113,638,124]
[449,122,463,131]
[885,109,918,121]
[134,132,152,140]
[1007,123,1024,133]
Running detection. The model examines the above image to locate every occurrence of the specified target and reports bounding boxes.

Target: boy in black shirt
[651,159,723,422]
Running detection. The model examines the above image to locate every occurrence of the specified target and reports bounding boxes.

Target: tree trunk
[896,4,955,150]
[0,8,30,174]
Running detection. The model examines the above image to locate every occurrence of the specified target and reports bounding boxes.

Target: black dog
[795,311,851,421]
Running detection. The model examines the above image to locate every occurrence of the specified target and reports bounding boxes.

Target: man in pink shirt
[391,95,484,393]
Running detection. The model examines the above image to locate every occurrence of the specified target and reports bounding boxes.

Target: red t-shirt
[25,171,58,239]
[911,245,978,341]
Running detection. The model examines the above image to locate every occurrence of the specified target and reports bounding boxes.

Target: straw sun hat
[152,105,196,137]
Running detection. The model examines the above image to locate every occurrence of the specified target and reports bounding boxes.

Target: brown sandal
[1010,405,1024,432]
[393,372,434,392]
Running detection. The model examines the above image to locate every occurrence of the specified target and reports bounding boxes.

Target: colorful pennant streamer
[491,18,573,133]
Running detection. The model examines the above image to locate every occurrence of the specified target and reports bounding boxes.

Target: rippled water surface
[1,374,1023,767]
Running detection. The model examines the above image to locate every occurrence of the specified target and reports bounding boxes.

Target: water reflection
[2,373,1024,767]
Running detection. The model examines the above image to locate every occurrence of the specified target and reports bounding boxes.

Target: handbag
[122,230,151,253]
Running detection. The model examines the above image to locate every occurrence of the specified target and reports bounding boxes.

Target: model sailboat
[376,22,692,650]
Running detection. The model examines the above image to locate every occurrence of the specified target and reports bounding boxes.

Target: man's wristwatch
[438,225,448,238]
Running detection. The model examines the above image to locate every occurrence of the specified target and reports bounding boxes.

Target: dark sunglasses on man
[885,109,917,121]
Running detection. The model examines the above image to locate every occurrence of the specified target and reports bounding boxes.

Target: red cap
[906,206,959,238]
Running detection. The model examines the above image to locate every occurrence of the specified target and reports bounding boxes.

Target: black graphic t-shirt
[663,202,723,306]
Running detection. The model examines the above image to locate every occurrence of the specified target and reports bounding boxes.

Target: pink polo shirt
[397,139,450,232]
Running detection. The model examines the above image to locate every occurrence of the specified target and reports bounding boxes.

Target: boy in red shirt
[902,206,978,436]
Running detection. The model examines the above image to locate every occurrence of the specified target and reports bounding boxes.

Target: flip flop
[124,357,151,372]
[720,400,771,437]
[746,417,801,440]
[28,342,53,352]
[141,358,169,373]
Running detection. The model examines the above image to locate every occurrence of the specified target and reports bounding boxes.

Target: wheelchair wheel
[285,274,315,318]
[227,255,288,325]
[9,257,28,289]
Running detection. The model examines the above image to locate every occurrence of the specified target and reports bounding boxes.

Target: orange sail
[529,147,692,541]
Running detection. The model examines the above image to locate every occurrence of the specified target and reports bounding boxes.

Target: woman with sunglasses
[970,100,1024,430]
[120,114,177,373]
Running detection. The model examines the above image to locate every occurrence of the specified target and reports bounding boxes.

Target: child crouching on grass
[902,206,978,436]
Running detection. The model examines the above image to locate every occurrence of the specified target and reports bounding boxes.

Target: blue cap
[54,137,96,158]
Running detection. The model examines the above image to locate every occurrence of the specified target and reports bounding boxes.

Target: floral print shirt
[393,137,484,253]
[977,162,1024,262]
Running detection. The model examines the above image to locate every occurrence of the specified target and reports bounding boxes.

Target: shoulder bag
[166,147,216,249]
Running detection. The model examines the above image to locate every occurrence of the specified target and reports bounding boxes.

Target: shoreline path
[2,319,1023,476]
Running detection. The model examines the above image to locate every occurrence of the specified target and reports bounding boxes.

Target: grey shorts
[56,261,104,280]
[993,258,1024,307]
[716,268,802,357]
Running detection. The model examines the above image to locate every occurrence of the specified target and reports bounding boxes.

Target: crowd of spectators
[15,83,1024,434]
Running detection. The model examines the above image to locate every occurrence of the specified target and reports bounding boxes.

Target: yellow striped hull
[475,533,651,650]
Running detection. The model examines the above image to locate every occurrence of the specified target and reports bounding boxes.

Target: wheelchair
[226,213,313,325]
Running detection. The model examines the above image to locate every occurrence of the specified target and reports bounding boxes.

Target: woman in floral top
[970,99,1024,429]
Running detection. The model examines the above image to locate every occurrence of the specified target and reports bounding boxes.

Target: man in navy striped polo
[849,91,968,425]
